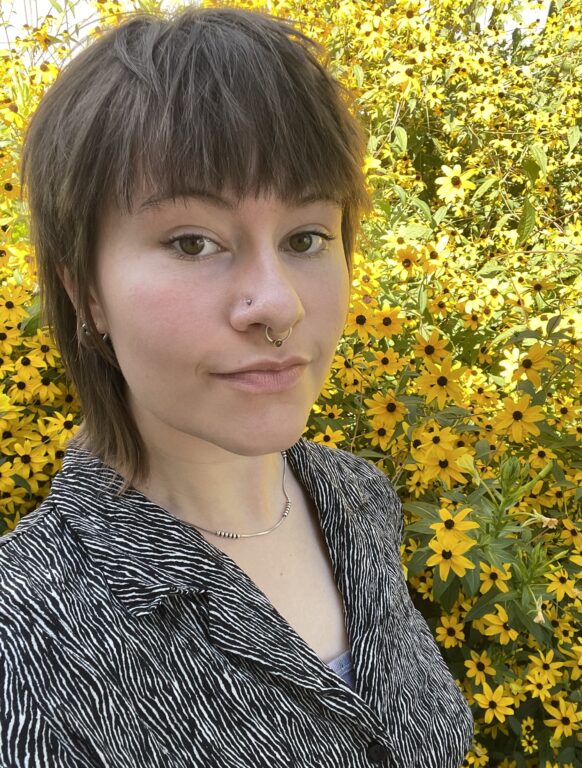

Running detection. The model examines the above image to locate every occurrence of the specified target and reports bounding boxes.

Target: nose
[229,247,305,337]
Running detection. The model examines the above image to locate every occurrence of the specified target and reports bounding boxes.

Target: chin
[219,422,309,458]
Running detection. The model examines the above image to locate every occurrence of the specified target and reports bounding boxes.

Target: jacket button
[366,740,390,763]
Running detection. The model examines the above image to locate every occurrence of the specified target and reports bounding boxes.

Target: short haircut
[21,5,371,485]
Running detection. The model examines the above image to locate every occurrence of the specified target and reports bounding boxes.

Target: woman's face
[86,189,350,457]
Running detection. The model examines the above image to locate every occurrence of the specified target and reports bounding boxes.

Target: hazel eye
[287,231,334,255]
[163,234,222,259]
[289,232,315,253]
[177,235,206,256]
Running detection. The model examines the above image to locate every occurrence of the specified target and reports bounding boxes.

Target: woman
[0,6,474,767]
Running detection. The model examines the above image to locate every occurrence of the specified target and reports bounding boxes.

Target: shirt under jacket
[0,437,474,768]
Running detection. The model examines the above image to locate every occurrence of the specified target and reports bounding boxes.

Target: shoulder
[0,498,71,629]
[295,438,403,541]
[298,437,399,497]
[0,497,59,571]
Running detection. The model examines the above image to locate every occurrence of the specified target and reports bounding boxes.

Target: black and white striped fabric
[0,437,474,767]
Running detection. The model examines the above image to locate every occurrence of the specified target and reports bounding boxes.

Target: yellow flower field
[1,0,580,765]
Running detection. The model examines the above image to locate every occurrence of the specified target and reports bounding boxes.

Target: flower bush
[1,0,581,765]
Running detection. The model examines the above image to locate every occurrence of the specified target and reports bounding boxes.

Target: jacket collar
[52,437,392,731]
[52,436,377,616]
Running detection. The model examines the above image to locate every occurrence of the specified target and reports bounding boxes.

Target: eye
[163,234,222,259]
[286,231,335,256]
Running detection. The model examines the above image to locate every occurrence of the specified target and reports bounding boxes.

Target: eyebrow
[136,190,339,214]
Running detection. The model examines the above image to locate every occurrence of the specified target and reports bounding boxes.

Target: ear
[57,264,108,334]
[57,263,76,307]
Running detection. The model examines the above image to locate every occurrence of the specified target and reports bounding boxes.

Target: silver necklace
[187,451,291,539]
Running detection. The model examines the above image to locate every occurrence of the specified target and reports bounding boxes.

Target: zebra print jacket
[0,437,474,767]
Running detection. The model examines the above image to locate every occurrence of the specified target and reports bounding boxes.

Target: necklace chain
[187,451,291,539]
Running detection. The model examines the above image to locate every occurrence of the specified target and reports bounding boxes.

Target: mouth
[211,363,307,393]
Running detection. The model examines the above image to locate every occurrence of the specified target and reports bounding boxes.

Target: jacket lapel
[55,440,395,729]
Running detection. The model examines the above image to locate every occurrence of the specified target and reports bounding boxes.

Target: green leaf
[546,314,562,336]
[567,125,581,152]
[433,206,448,224]
[530,143,548,175]
[511,602,551,646]
[461,558,481,597]
[391,184,408,204]
[406,547,429,576]
[403,502,440,520]
[474,439,493,461]
[432,568,459,608]
[522,157,540,184]
[404,223,431,239]
[353,64,365,88]
[393,126,408,153]
[500,457,521,494]
[490,324,528,347]
[406,520,439,536]
[557,747,577,763]
[472,176,498,201]
[410,197,433,223]
[20,296,41,336]
[13,475,32,493]
[418,285,428,314]
[517,197,536,244]
[464,589,518,623]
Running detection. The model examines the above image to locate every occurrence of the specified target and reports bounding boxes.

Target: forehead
[133,188,343,216]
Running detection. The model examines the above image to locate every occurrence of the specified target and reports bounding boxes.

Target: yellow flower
[473,682,515,724]
[480,604,519,645]
[11,441,49,480]
[479,563,512,594]
[312,426,344,449]
[371,304,404,338]
[562,643,582,681]
[435,164,478,204]
[543,698,582,740]
[41,412,79,444]
[426,537,476,580]
[418,447,471,489]
[435,614,465,648]
[513,342,554,389]
[0,392,10,415]
[528,649,563,686]
[364,390,408,430]
[493,393,545,443]
[415,356,466,409]
[545,568,578,601]
[345,300,375,343]
[413,328,450,362]
[370,347,404,377]
[429,507,479,547]
[523,669,553,701]
[363,422,393,451]
[520,730,538,754]
[464,650,496,686]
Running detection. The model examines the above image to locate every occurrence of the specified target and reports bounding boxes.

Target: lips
[212,363,307,393]
[219,357,309,375]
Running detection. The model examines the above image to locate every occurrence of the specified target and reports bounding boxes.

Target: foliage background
[0,0,581,765]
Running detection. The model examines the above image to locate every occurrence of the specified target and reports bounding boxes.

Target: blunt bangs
[102,9,368,227]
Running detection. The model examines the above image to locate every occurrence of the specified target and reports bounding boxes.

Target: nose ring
[265,326,292,347]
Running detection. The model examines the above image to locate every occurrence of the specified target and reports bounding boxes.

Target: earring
[81,320,109,343]
[245,298,253,305]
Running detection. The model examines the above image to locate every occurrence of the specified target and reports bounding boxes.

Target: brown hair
[21,5,371,486]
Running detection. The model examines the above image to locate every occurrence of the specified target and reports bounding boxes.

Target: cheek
[100,266,210,350]
[318,263,350,333]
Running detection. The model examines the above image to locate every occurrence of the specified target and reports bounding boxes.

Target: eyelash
[161,230,336,260]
